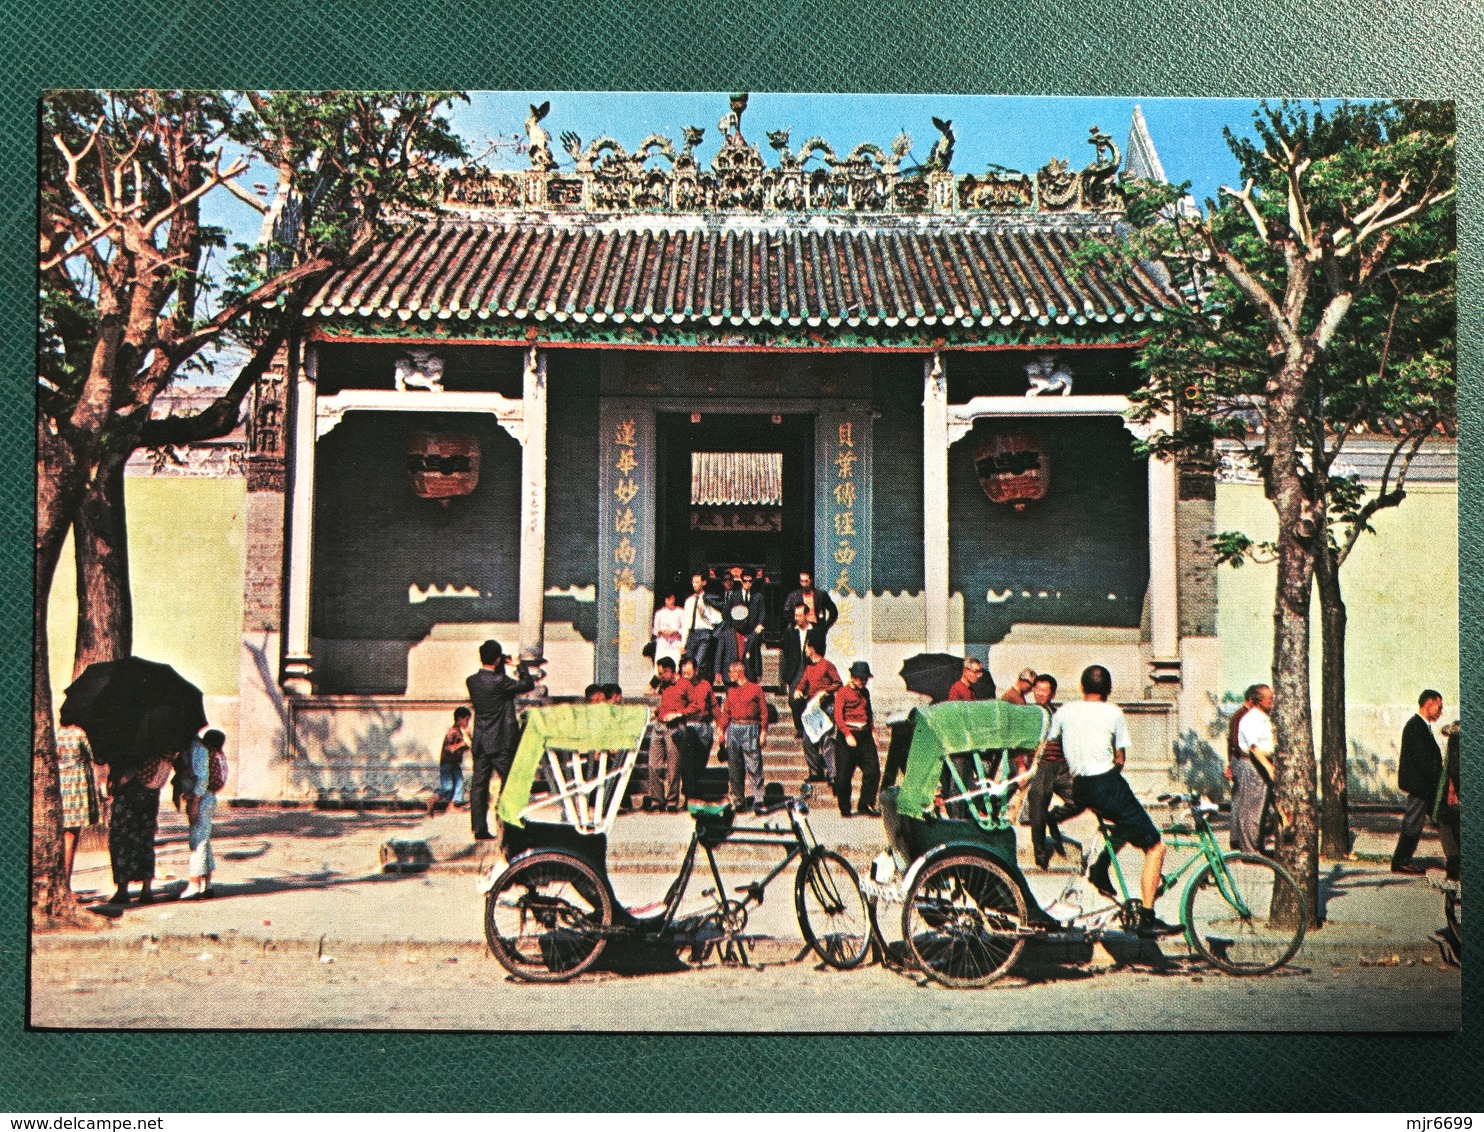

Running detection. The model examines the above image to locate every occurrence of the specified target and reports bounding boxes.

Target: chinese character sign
[817,411,871,662]
[597,404,654,685]
[611,418,641,593]
[831,418,862,596]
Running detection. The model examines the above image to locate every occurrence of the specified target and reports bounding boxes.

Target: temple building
[64,96,1447,803]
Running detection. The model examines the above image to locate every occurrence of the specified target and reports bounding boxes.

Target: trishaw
[481,703,871,981]
[866,701,1307,987]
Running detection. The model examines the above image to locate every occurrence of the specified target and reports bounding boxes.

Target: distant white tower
[1124,104,1201,219]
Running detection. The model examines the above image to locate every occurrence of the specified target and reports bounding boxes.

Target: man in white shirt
[1048,664,1176,938]
[1232,683,1276,856]
[680,571,722,682]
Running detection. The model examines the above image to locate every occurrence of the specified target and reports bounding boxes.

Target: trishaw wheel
[901,853,1026,988]
[485,851,613,982]
[1181,852,1305,976]
[795,849,871,969]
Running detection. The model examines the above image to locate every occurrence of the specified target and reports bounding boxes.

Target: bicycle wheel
[1181,852,1305,975]
[795,849,872,969]
[484,851,613,981]
[901,853,1026,988]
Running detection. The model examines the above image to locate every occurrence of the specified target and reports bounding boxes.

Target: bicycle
[1428,870,1460,962]
[481,707,872,982]
[1045,791,1307,975]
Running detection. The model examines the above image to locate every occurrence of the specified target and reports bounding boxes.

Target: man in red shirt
[947,658,985,702]
[719,659,769,811]
[793,633,842,783]
[834,661,881,818]
[645,657,693,812]
[679,655,718,803]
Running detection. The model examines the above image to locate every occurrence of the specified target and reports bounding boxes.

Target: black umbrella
[60,657,207,768]
[898,652,967,704]
[898,652,998,703]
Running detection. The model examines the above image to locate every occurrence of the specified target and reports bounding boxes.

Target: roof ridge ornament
[443,94,1127,217]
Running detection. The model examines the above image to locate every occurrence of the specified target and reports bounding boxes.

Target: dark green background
[5,0,1480,1111]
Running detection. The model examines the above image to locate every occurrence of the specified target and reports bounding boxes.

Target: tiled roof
[306,214,1174,332]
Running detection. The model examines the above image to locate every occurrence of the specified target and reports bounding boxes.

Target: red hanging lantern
[406,431,481,504]
[975,430,1049,512]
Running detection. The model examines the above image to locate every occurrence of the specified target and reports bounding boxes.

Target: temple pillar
[1145,413,1181,684]
[922,351,950,652]
[596,400,656,688]
[282,343,318,695]
[518,346,548,663]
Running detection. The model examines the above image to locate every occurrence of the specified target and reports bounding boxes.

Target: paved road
[31,943,1459,1032]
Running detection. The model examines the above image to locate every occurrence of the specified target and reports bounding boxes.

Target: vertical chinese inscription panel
[815,408,873,669]
[597,401,656,686]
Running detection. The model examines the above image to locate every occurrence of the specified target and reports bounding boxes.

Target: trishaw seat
[502,819,609,875]
[688,801,735,844]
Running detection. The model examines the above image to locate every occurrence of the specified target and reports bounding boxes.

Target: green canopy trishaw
[482,703,871,981]
[870,699,1057,987]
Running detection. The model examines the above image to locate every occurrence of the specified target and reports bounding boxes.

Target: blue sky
[448,92,1277,206]
[204,93,1310,248]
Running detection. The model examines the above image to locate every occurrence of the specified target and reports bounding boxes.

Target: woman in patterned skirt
[55,724,101,892]
[106,756,165,906]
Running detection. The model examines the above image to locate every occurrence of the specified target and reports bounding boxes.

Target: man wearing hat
[834,661,881,818]
[716,566,767,683]
[1001,667,1039,705]
[466,640,537,844]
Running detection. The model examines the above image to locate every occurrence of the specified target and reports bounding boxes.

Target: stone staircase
[629,686,828,803]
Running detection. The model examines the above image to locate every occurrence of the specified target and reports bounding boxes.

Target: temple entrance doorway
[654,411,815,647]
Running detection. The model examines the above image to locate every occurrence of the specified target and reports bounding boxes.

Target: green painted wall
[47,475,247,699]
[1215,482,1458,705]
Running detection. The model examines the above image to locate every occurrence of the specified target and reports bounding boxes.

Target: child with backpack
[180,728,229,899]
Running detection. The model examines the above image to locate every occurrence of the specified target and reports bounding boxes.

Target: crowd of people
[56,722,229,909]
[55,571,1458,921]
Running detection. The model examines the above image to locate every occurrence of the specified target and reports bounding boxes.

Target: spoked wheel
[1182,852,1306,975]
[795,849,872,969]
[484,851,614,982]
[901,853,1026,988]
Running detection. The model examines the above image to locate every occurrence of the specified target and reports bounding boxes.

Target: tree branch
[141,153,250,239]
[139,322,290,446]
[167,253,335,361]
[1219,179,1270,243]
[221,176,271,214]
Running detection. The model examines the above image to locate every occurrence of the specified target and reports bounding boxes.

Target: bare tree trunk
[33,420,90,927]
[1315,546,1354,860]
[1265,358,1322,931]
[74,455,133,674]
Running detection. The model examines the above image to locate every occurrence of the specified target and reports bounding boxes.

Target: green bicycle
[1048,791,1307,975]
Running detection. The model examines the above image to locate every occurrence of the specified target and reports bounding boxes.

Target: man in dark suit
[782,570,837,644]
[466,639,536,845]
[717,566,767,683]
[1391,688,1446,875]
[781,604,823,780]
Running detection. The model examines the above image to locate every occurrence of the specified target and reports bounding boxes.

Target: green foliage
[1096,100,1455,560]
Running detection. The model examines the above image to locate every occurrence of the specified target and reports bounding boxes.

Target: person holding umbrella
[60,657,210,909]
[106,749,169,906]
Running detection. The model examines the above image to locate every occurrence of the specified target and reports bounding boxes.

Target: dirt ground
[30,942,1460,1033]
